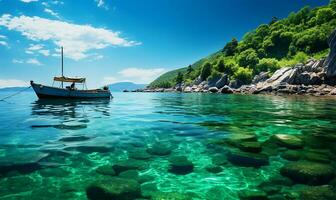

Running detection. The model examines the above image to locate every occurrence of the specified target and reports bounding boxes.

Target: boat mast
[61,46,64,88]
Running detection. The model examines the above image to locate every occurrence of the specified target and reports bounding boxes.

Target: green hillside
[149,0,336,88]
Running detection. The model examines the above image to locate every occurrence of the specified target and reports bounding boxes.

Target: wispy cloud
[95,0,108,10]
[0,79,27,88]
[0,41,8,46]
[20,0,38,3]
[44,8,60,19]
[13,58,43,65]
[27,58,42,65]
[26,44,50,56]
[0,14,140,60]
[103,68,166,84]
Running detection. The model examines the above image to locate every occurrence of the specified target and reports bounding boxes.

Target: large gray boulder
[252,72,269,84]
[207,75,222,87]
[215,74,228,88]
[324,29,336,78]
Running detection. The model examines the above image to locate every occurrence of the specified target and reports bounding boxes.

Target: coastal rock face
[252,72,269,84]
[324,29,336,78]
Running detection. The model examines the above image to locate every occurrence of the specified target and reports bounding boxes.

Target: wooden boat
[31,47,112,99]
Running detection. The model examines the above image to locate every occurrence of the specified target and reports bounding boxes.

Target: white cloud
[0,41,7,46]
[44,8,60,19]
[0,79,27,88]
[25,44,50,56]
[27,58,42,65]
[95,0,108,10]
[20,0,38,3]
[13,58,43,65]
[12,59,24,64]
[0,14,140,60]
[104,68,167,84]
[0,35,6,39]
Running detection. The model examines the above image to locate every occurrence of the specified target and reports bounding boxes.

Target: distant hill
[108,82,147,91]
[0,86,32,92]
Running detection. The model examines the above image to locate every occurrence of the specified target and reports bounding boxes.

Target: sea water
[0,91,335,199]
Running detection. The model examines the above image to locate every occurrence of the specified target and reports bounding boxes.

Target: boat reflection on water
[30,99,111,130]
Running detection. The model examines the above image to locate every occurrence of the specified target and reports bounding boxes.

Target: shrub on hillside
[237,48,259,68]
[233,67,253,84]
[201,62,212,81]
[256,58,280,74]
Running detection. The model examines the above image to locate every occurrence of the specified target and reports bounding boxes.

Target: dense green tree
[222,38,238,56]
[233,67,253,84]
[237,48,259,67]
[176,72,184,85]
[316,8,335,24]
[269,16,278,25]
[256,58,280,74]
[200,62,212,81]
[331,0,336,11]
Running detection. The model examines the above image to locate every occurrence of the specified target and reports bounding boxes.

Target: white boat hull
[31,82,112,99]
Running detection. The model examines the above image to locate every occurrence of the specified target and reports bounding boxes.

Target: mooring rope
[0,86,32,101]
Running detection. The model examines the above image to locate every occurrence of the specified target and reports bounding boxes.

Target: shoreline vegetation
[138,1,336,96]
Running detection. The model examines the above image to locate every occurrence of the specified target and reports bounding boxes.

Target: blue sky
[0,0,330,88]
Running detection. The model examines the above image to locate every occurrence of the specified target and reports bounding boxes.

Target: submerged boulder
[227,150,269,168]
[238,190,268,200]
[280,161,335,185]
[86,177,141,200]
[270,134,303,149]
[128,149,151,160]
[96,165,116,176]
[238,141,262,153]
[112,159,146,174]
[0,149,49,174]
[300,185,336,200]
[168,156,194,175]
[147,143,172,156]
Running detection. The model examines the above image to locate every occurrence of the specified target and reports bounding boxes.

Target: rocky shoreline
[133,30,336,97]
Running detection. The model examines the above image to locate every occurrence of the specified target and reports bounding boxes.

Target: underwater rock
[146,143,172,156]
[119,170,139,180]
[86,177,141,200]
[300,185,336,200]
[211,154,228,166]
[168,156,194,175]
[280,150,301,161]
[238,190,268,200]
[303,151,331,163]
[205,165,223,173]
[151,192,192,200]
[227,150,269,168]
[65,144,114,153]
[271,134,303,149]
[128,149,151,160]
[112,159,146,174]
[258,182,281,195]
[140,182,159,198]
[0,176,37,196]
[228,133,257,144]
[96,165,116,176]
[238,141,262,153]
[39,167,69,177]
[280,161,335,185]
[0,149,49,174]
[58,135,92,142]
[138,174,155,183]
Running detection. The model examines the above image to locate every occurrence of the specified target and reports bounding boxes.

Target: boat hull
[31,82,112,99]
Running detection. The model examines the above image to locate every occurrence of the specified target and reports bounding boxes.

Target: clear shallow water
[0,91,335,199]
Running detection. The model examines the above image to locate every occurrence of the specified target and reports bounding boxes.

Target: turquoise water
[0,91,335,199]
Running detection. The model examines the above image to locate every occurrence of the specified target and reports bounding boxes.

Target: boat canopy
[53,76,86,83]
